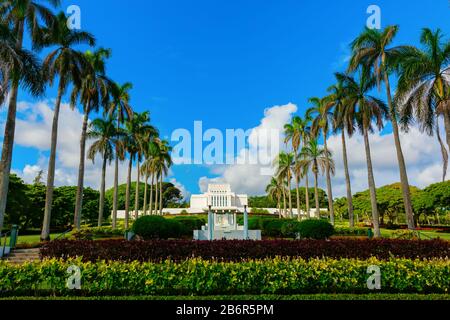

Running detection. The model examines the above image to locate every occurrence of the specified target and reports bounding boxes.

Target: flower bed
[40,239,450,262]
[0,258,449,296]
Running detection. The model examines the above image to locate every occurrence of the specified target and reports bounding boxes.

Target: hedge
[0,258,449,295]
[40,239,450,262]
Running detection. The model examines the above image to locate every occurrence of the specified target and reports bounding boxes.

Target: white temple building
[190,184,248,213]
[192,184,262,240]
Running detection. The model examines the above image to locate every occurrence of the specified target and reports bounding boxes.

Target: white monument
[192,184,262,240]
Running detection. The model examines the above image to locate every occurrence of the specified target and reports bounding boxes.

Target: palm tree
[87,116,122,227]
[38,12,95,240]
[154,140,172,215]
[284,117,304,220]
[307,97,335,225]
[107,82,133,228]
[396,28,450,182]
[71,48,112,229]
[274,152,295,218]
[0,0,57,232]
[131,112,158,219]
[141,138,160,215]
[349,25,415,230]
[298,115,312,217]
[298,140,334,218]
[328,74,355,227]
[266,177,283,219]
[339,70,389,237]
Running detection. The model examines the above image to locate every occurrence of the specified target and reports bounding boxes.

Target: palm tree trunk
[134,159,140,219]
[282,186,287,218]
[97,150,107,227]
[149,173,154,215]
[143,174,148,215]
[295,176,301,221]
[341,130,354,227]
[313,169,320,218]
[363,127,381,238]
[125,157,132,229]
[159,175,163,215]
[74,107,90,229]
[277,196,281,219]
[0,20,24,233]
[444,111,450,157]
[322,131,335,225]
[112,118,120,229]
[305,172,310,218]
[383,72,415,230]
[287,178,293,219]
[154,174,159,215]
[41,81,64,240]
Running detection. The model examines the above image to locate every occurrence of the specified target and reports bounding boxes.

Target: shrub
[263,219,285,237]
[281,221,301,238]
[41,239,450,262]
[171,216,204,237]
[132,216,182,239]
[1,258,449,295]
[297,219,334,240]
[334,227,368,237]
[250,208,270,214]
[72,226,125,240]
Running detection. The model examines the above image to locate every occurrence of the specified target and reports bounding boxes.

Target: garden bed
[40,239,450,262]
[0,257,449,296]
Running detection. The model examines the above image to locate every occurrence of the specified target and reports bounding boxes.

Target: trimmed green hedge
[1,258,449,296]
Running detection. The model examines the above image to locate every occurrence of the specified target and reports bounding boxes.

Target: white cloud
[4,100,149,190]
[198,103,297,195]
[326,124,446,197]
[198,103,446,198]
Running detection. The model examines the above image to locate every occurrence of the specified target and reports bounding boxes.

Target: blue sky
[4,0,450,198]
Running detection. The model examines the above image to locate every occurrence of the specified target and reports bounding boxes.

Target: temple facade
[190,184,248,212]
[192,184,261,240]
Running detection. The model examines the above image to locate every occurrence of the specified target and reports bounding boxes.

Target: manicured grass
[334,221,450,241]
[6,233,69,246]
[1,294,449,300]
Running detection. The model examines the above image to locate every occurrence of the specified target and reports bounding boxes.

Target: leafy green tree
[337,70,389,237]
[38,11,95,240]
[0,0,55,231]
[307,97,335,224]
[71,48,112,229]
[349,25,416,230]
[397,29,450,181]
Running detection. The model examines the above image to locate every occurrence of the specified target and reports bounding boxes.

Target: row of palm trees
[0,1,173,240]
[269,26,450,238]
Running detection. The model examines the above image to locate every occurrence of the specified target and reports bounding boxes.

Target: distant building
[190,184,248,213]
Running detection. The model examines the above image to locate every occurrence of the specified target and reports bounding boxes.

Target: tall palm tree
[349,25,415,230]
[38,12,95,240]
[328,74,355,227]
[266,177,283,219]
[396,28,450,182]
[307,97,335,225]
[131,112,158,219]
[141,138,160,215]
[298,140,334,218]
[274,152,294,218]
[87,116,123,227]
[107,82,133,228]
[298,115,312,217]
[0,0,57,232]
[71,48,111,229]
[284,116,304,220]
[339,70,389,237]
[154,140,172,215]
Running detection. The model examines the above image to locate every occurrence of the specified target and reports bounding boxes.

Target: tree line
[0,1,173,240]
[269,26,450,237]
